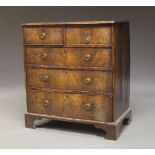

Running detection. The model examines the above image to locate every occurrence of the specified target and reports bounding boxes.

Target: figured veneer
[26,89,112,122]
[65,26,111,46]
[26,68,112,93]
[23,27,63,45]
[22,21,131,140]
[25,47,112,68]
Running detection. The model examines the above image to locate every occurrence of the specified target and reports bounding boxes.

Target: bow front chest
[22,21,131,140]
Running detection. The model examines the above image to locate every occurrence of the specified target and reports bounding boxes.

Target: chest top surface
[22,20,129,26]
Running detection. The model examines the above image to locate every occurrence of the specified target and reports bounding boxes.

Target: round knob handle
[40,32,46,40]
[84,102,94,111]
[84,77,92,85]
[42,75,49,82]
[41,53,48,60]
[43,100,49,107]
[84,54,91,61]
[84,36,90,44]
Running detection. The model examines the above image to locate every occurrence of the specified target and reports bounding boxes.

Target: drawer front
[27,90,112,122]
[26,68,112,93]
[66,26,111,46]
[25,47,112,68]
[23,27,63,45]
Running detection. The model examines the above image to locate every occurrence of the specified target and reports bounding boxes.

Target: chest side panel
[112,23,130,121]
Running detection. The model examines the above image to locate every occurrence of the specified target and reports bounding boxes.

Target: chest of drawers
[22,21,131,140]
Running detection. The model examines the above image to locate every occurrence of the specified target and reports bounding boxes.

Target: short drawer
[26,68,112,93]
[25,47,112,68]
[27,90,112,122]
[66,26,111,46]
[23,27,63,45]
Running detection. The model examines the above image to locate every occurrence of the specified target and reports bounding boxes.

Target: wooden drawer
[27,90,112,122]
[23,27,63,45]
[66,26,111,46]
[25,47,112,68]
[26,68,112,93]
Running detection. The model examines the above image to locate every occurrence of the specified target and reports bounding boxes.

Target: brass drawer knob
[40,32,46,40]
[84,77,92,85]
[84,54,91,61]
[84,35,90,44]
[42,75,49,82]
[43,100,49,107]
[41,53,48,60]
[84,102,94,111]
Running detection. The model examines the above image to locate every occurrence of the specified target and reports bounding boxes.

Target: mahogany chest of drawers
[22,21,131,140]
